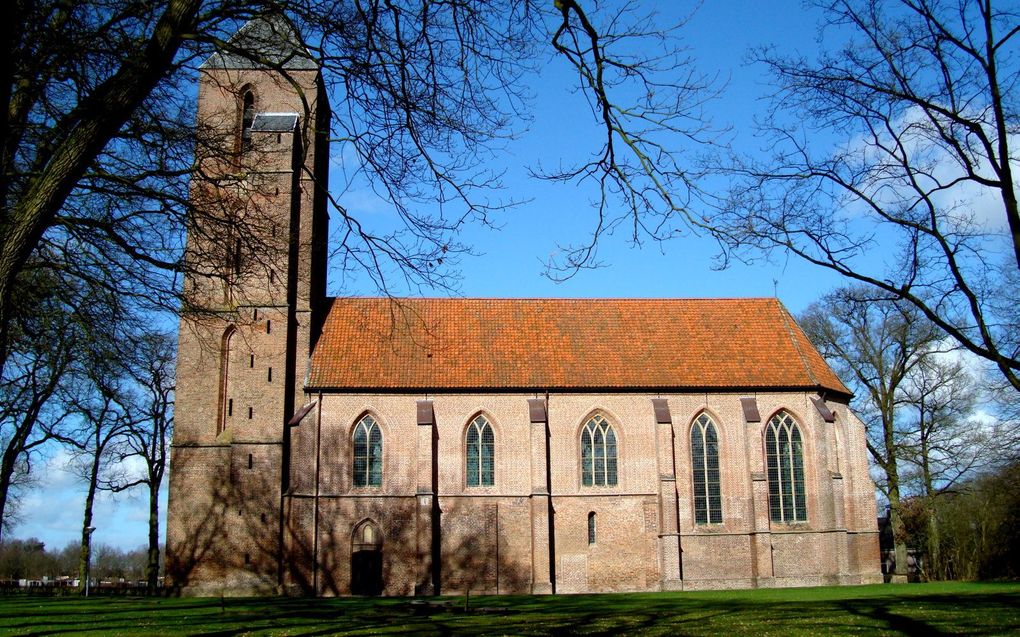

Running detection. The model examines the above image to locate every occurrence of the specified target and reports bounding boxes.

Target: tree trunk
[887,480,910,581]
[77,450,101,595]
[921,431,942,580]
[926,500,941,580]
[146,480,160,594]
[0,444,19,545]
[882,408,910,581]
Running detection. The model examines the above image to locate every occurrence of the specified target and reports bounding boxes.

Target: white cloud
[8,448,164,552]
[337,187,392,215]
[838,105,1018,233]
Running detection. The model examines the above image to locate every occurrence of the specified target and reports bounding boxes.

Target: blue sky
[12,1,856,552]
[329,1,847,308]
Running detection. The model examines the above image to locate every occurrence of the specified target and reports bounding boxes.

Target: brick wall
[262,390,882,595]
[167,57,328,595]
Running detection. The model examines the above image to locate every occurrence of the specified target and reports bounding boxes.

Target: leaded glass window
[353,415,382,487]
[691,413,723,524]
[588,512,597,545]
[581,414,618,486]
[765,411,807,523]
[466,415,495,487]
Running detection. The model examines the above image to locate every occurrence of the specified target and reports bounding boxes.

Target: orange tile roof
[307,297,850,396]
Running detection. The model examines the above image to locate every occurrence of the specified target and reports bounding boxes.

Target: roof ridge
[325,296,778,301]
[775,299,820,389]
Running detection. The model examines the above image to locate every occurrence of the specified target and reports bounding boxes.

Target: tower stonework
[166,16,329,595]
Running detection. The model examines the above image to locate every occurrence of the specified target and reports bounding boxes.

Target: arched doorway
[351,520,383,595]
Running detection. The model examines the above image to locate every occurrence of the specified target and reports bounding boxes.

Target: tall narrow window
[581,414,618,486]
[353,415,383,487]
[466,415,495,487]
[240,89,255,153]
[765,411,808,523]
[587,512,597,545]
[691,413,723,524]
[217,327,235,434]
[232,238,241,275]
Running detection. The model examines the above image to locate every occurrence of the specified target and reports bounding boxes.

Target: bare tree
[898,353,1015,578]
[0,340,72,540]
[799,285,945,581]
[537,1,720,278]
[60,332,135,595]
[901,358,987,494]
[1,1,706,379]
[0,0,202,375]
[712,0,1020,391]
[0,266,85,541]
[538,1,1020,393]
[102,330,174,593]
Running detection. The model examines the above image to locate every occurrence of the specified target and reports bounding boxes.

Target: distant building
[167,16,883,596]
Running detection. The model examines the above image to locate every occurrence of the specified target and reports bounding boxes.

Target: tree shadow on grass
[2,586,1019,636]
[436,589,1020,637]
[835,590,1020,637]
[838,599,950,637]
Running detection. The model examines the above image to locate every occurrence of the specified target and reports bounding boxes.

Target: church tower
[167,15,329,594]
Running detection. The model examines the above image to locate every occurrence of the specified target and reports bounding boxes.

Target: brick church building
[167,16,883,596]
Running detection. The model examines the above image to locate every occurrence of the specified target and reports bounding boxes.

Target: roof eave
[303,383,853,400]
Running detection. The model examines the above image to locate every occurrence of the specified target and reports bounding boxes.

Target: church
[166,16,883,596]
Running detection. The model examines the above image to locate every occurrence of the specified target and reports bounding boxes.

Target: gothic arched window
[580,414,618,487]
[691,413,723,524]
[765,411,807,523]
[353,415,382,487]
[217,326,236,434]
[466,415,495,487]
[239,88,255,153]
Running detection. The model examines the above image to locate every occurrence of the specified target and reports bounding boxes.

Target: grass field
[0,581,1017,636]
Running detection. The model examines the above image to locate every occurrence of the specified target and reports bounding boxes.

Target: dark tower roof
[202,14,317,70]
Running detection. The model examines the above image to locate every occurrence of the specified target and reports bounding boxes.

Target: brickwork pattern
[265,391,882,596]
[168,43,328,594]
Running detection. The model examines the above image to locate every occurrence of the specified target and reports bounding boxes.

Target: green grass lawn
[0,581,1017,636]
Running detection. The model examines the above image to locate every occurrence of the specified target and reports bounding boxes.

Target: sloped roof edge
[308,297,851,397]
[202,14,317,70]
